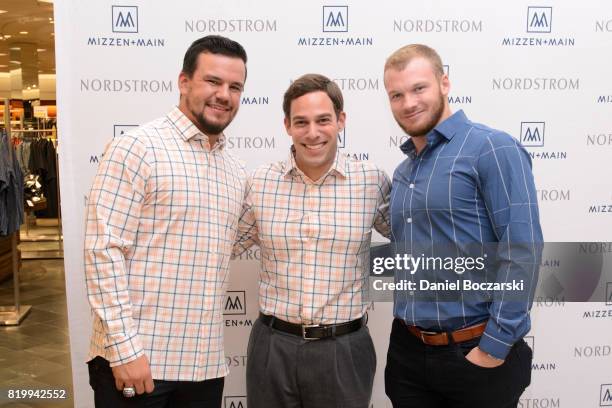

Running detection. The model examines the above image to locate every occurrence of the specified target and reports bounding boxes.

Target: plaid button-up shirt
[84,107,247,381]
[234,149,391,325]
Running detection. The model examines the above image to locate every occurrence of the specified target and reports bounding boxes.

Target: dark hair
[182,35,248,79]
[282,74,343,119]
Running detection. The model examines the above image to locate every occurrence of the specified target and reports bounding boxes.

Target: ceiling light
[4,35,11,39]
[0,53,6,56]
[9,60,21,64]
[33,85,37,88]
[0,10,7,14]
[0,65,7,68]
[38,0,54,3]
[20,31,29,35]
[37,49,46,52]
[27,86,31,90]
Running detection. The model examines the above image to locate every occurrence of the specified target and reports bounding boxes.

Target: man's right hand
[111,354,155,395]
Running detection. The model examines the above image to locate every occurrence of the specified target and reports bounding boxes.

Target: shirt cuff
[478,322,514,360]
[105,330,144,366]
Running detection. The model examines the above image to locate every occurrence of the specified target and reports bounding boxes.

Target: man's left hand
[465,346,505,368]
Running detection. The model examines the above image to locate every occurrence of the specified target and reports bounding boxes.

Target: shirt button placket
[304,183,318,324]
[408,163,418,231]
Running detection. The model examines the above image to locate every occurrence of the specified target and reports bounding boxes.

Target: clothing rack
[11,129,54,131]
[10,128,56,142]
[13,127,63,253]
[11,128,55,134]
[0,100,31,325]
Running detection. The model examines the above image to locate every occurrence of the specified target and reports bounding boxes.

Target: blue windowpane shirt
[390,110,543,359]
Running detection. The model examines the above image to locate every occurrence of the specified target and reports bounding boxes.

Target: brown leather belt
[259,312,365,340]
[402,320,487,346]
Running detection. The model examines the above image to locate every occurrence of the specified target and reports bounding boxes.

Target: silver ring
[122,387,136,398]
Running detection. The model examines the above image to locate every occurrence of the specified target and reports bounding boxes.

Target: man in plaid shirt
[234,74,391,408]
[84,36,248,407]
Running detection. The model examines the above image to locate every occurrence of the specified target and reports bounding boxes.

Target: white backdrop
[55,1,612,407]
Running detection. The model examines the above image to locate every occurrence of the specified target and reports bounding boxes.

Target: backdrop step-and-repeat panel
[55,1,612,407]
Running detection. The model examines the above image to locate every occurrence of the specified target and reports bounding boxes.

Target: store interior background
[0,1,72,407]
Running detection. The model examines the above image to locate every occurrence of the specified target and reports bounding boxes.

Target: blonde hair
[384,44,444,77]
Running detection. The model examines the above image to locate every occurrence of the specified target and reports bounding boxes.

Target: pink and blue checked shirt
[84,107,247,381]
[234,149,391,325]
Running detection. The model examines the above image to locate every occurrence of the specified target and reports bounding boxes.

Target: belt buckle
[419,330,438,343]
[302,324,321,340]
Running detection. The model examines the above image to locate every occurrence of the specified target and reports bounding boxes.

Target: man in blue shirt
[382,44,543,407]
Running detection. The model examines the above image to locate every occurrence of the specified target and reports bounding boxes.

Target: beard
[188,98,235,136]
[396,92,446,138]
[193,111,230,136]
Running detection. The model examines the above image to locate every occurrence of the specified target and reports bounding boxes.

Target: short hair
[181,35,248,79]
[283,74,343,119]
[384,44,444,78]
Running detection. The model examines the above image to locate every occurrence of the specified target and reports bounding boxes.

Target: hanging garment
[15,140,31,175]
[28,138,58,218]
[0,130,25,235]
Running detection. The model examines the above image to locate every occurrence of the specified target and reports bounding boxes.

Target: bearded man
[382,44,543,408]
[84,35,248,407]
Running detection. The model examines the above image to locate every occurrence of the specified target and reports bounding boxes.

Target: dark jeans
[87,356,224,408]
[246,317,377,408]
[385,319,532,408]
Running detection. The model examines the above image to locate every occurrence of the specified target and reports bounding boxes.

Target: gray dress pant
[246,316,376,408]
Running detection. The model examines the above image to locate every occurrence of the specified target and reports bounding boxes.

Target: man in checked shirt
[233,74,391,408]
[84,36,248,407]
[383,44,542,408]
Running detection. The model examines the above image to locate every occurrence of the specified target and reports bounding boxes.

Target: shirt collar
[400,110,468,157]
[283,145,348,180]
[166,106,226,150]
[435,109,467,140]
